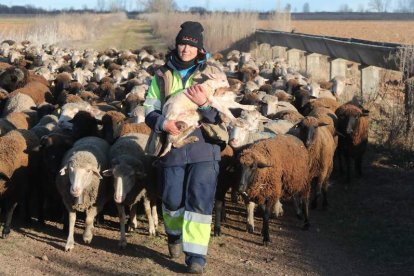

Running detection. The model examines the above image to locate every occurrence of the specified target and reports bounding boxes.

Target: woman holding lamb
[144,21,223,274]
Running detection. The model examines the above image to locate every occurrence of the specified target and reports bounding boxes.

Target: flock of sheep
[0,39,369,251]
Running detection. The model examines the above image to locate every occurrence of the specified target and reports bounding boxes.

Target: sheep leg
[214,199,223,236]
[302,196,310,230]
[322,183,329,209]
[116,204,127,249]
[65,211,76,251]
[151,200,158,230]
[310,178,320,210]
[173,136,199,148]
[346,154,352,182]
[261,202,272,246]
[272,199,284,218]
[224,101,257,111]
[2,202,18,239]
[293,196,303,219]
[143,197,156,236]
[83,207,97,244]
[172,126,198,148]
[128,204,138,232]
[246,201,255,233]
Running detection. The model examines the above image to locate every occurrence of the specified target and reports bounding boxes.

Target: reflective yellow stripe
[163,206,184,233]
[182,216,211,247]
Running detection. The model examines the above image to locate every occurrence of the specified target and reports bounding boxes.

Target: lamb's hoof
[118,239,127,249]
[302,223,310,231]
[214,226,221,237]
[65,241,74,252]
[247,224,254,234]
[2,227,11,239]
[83,232,93,244]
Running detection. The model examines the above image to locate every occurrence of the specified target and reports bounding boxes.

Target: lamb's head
[198,73,229,95]
[60,152,101,199]
[102,157,146,204]
[238,150,271,194]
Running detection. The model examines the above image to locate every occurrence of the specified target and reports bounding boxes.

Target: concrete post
[249,41,259,59]
[306,53,321,79]
[258,43,272,60]
[330,58,347,79]
[360,65,381,102]
[287,49,301,71]
[271,46,287,59]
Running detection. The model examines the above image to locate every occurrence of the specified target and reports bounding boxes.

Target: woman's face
[177,44,198,62]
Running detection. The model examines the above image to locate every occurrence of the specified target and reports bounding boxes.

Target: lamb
[296,116,336,209]
[159,72,255,157]
[335,103,369,182]
[268,110,304,124]
[56,136,111,251]
[102,133,158,248]
[2,92,36,116]
[302,97,341,116]
[0,129,40,238]
[9,81,53,105]
[238,135,311,245]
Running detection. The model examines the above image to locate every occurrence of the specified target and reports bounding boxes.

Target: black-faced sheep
[56,136,111,251]
[102,133,158,248]
[0,66,29,92]
[238,135,311,245]
[335,103,369,182]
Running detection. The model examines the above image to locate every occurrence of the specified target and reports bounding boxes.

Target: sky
[1,0,398,12]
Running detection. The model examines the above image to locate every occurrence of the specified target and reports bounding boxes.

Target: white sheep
[56,136,111,252]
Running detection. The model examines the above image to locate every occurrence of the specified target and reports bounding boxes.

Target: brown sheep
[5,112,30,130]
[296,116,336,209]
[0,66,29,92]
[28,72,49,87]
[120,122,151,137]
[268,110,304,124]
[335,103,369,182]
[302,97,341,116]
[238,135,311,245]
[10,81,53,105]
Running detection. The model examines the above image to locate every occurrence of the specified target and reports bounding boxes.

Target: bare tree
[357,4,366,12]
[338,4,353,12]
[397,0,414,12]
[302,2,310,13]
[136,0,177,12]
[96,0,106,11]
[368,0,391,12]
[284,3,291,12]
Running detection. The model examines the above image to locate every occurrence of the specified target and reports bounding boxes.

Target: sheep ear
[92,168,103,179]
[102,169,113,177]
[0,172,10,181]
[256,160,272,168]
[317,122,329,128]
[59,166,67,176]
[361,109,369,116]
[310,95,317,99]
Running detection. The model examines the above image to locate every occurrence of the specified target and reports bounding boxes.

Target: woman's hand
[185,84,209,107]
[163,120,182,135]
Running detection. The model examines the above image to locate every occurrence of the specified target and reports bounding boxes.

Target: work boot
[187,263,204,274]
[168,242,183,259]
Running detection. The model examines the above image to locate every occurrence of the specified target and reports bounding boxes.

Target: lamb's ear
[361,109,370,116]
[310,95,317,99]
[102,169,113,177]
[59,166,67,176]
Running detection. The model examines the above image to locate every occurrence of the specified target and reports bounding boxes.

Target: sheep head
[238,150,271,194]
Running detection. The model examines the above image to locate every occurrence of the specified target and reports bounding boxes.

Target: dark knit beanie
[175,21,204,49]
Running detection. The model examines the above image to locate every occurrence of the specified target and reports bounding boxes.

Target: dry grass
[141,12,291,53]
[0,13,127,47]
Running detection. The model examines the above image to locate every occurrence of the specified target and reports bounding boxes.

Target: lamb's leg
[225,101,257,111]
[143,197,156,236]
[158,142,173,158]
[246,201,255,233]
[293,196,303,219]
[2,202,18,239]
[65,211,76,251]
[173,136,199,148]
[261,202,272,246]
[128,203,138,232]
[172,125,198,148]
[116,204,127,249]
[83,206,97,244]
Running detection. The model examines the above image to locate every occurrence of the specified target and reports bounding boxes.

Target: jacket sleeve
[144,76,165,133]
[198,106,222,124]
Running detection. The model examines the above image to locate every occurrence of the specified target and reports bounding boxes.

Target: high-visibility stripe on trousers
[160,161,219,257]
